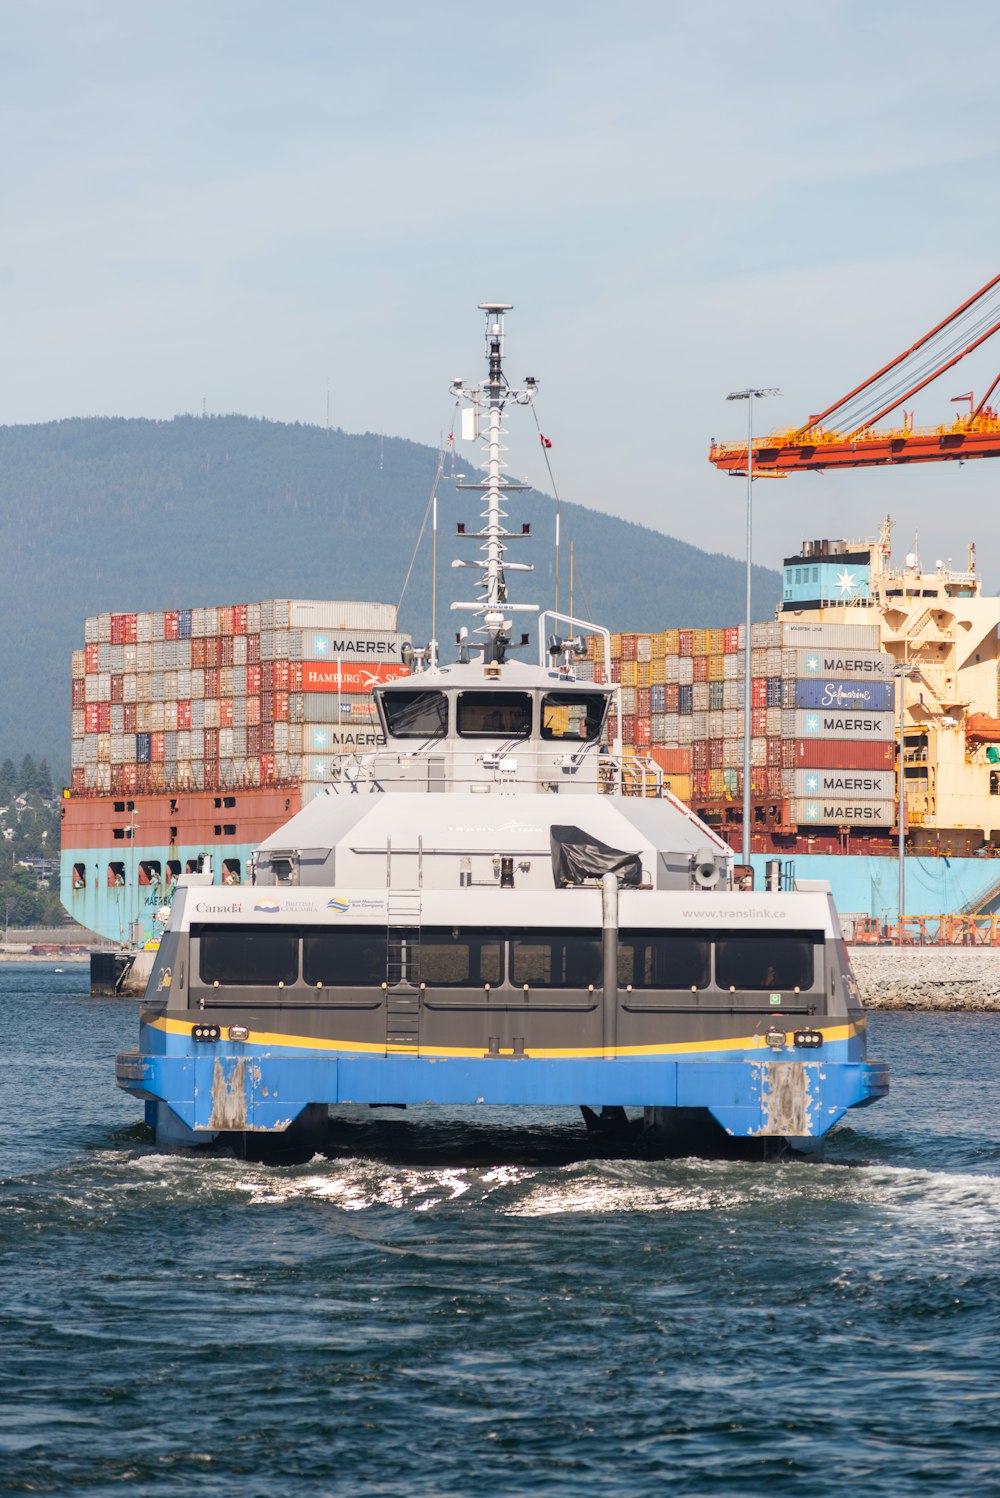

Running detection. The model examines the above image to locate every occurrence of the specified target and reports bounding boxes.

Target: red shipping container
[620,634,638,661]
[220,697,234,728]
[260,753,275,783]
[205,636,221,669]
[123,703,137,733]
[273,659,290,689]
[262,690,274,720]
[261,722,274,753]
[751,678,767,707]
[621,716,635,743]
[190,638,206,668]
[71,768,85,792]
[787,739,895,770]
[767,736,782,766]
[751,767,768,794]
[149,765,166,791]
[273,691,289,722]
[233,604,248,634]
[204,758,220,789]
[110,674,124,704]
[678,630,693,657]
[177,700,192,730]
[164,610,179,640]
[767,767,783,794]
[751,707,767,737]
[261,660,274,690]
[290,662,303,691]
[637,687,651,717]
[84,704,101,733]
[151,732,165,762]
[648,746,692,774]
[709,738,723,769]
[246,696,261,725]
[221,636,234,667]
[204,667,220,698]
[204,728,219,758]
[85,642,99,673]
[162,701,177,731]
[246,663,262,694]
[121,764,138,793]
[110,767,124,796]
[246,634,261,663]
[218,606,233,636]
[691,741,708,770]
[71,679,85,708]
[692,654,708,682]
[691,770,709,796]
[665,683,679,712]
[723,627,740,654]
[635,716,651,747]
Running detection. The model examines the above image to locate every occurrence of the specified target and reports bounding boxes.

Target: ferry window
[413,928,502,987]
[510,931,602,988]
[303,929,386,986]
[618,932,709,990]
[382,690,448,739]
[540,693,605,742]
[457,692,532,738]
[199,925,299,986]
[714,933,817,991]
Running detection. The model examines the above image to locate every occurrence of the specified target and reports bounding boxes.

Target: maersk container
[793,797,895,827]
[780,620,881,649]
[785,739,895,770]
[793,768,894,799]
[795,709,894,740]
[794,647,894,679]
[794,679,894,711]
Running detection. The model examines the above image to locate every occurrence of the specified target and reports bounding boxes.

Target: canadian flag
[540,433,552,449]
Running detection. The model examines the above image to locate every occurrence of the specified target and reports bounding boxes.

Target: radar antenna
[449,304,538,664]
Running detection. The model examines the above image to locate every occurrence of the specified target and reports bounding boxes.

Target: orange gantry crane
[709,272,1000,472]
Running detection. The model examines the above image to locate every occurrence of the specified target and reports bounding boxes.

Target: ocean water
[1,965,998,1497]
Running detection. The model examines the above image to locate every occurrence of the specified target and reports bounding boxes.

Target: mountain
[0,415,781,766]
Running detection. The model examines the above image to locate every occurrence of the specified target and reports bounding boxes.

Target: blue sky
[5,0,1000,581]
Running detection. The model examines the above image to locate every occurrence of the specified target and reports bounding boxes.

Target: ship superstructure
[115,306,887,1155]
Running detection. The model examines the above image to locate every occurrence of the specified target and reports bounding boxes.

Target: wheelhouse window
[199,925,299,986]
[381,690,448,739]
[714,933,817,991]
[413,928,502,987]
[540,693,605,742]
[457,692,532,738]
[510,931,602,988]
[303,929,387,986]
[618,932,709,990]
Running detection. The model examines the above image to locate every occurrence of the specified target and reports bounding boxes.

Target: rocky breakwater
[850,946,1000,1011]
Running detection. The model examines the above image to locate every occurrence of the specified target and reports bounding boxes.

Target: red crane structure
[709,272,1000,473]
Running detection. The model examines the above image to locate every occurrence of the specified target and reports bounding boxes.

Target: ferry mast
[450,303,537,664]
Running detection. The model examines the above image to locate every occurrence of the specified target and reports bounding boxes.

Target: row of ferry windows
[195,926,817,991]
[380,690,607,742]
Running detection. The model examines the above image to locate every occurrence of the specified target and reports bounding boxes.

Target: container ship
[60,534,1000,954]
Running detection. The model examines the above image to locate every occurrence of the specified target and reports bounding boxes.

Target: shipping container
[793,678,894,712]
[793,647,895,679]
[793,797,896,827]
[794,709,894,741]
[780,620,881,649]
[793,768,895,799]
[785,739,896,770]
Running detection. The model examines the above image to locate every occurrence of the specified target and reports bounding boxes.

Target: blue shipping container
[178,609,192,638]
[651,683,666,714]
[794,678,894,712]
[135,732,152,764]
[678,684,693,716]
[766,677,783,707]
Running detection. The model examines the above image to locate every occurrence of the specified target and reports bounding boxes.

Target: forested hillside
[0,415,781,766]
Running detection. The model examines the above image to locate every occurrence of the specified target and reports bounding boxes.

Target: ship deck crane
[710,272,1000,473]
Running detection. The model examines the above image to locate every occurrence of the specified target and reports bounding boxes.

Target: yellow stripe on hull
[148,1013,864,1061]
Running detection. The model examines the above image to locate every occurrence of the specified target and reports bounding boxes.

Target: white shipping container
[795,648,895,679]
[110,704,124,734]
[247,603,261,632]
[85,735,98,764]
[72,650,86,680]
[98,643,112,672]
[794,768,895,799]
[190,699,205,729]
[781,620,880,648]
[663,657,679,684]
[691,711,707,737]
[177,731,191,759]
[202,698,218,728]
[286,599,397,631]
[190,669,205,700]
[637,636,652,663]
[233,635,247,666]
[136,643,152,672]
[678,657,694,686]
[620,687,636,716]
[71,708,85,738]
[109,644,125,673]
[136,703,152,733]
[97,613,112,643]
[766,707,783,736]
[260,629,274,661]
[123,675,137,704]
[151,702,165,732]
[177,670,191,699]
[84,616,98,644]
[295,627,411,664]
[765,648,783,675]
[692,682,709,712]
[190,728,204,757]
[95,762,111,792]
[751,737,767,767]
[652,714,667,742]
[71,740,84,769]
[708,710,724,738]
[97,732,111,760]
[793,797,895,826]
[274,722,289,752]
[794,709,894,741]
[723,739,742,768]
[677,719,693,744]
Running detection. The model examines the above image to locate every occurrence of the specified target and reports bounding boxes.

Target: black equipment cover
[549,825,643,888]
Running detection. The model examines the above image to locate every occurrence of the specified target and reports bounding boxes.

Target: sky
[5,0,1000,584]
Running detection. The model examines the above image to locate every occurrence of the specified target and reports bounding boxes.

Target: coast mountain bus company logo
[327,897,351,913]
[253,899,281,914]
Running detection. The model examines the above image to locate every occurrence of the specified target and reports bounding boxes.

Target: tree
[0,758,14,802]
[37,759,53,799]
[19,754,37,795]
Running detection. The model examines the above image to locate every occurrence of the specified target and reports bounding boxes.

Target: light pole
[726,387,781,869]
[896,661,918,944]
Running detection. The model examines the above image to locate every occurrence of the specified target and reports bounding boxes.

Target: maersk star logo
[312,729,328,749]
[805,773,819,792]
[804,803,819,820]
[835,569,857,596]
[805,714,820,734]
[313,760,326,778]
[805,655,820,673]
[313,635,328,654]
